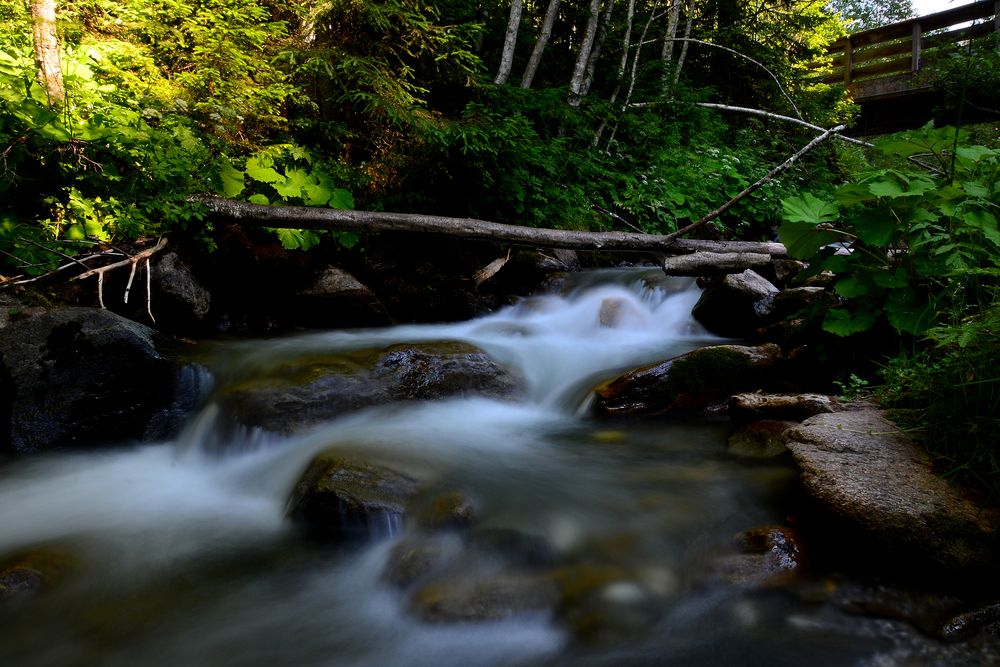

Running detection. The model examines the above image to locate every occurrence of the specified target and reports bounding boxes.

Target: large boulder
[692,269,779,338]
[785,409,1000,574]
[0,308,178,454]
[593,344,783,417]
[152,251,211,330]
[219,341,525,434]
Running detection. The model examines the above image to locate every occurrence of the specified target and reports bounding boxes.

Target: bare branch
[662,37,802,119]
[71,237,168,282]
[663,125,846,241]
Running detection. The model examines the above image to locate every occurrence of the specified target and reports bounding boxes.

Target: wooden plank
[851,38,913,65]
[849,73,926,101]
[851,55,913,80]
[912,21,921,73]
[923,22,996,50]
[919,0,996,32]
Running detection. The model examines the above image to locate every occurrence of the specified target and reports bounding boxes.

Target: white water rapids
[0,268,967,666]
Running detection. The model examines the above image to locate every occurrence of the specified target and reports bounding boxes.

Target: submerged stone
[411,573,559,623]
[592,344,782,417]
[727,420,795,458]
[287,455,420,540]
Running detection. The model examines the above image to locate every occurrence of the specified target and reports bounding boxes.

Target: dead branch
[662,251,771,275]
[70,237,168,317]
[663,125,845,241]
[192,196,789,257]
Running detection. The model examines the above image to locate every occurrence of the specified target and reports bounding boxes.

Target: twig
[594,205,643,232]
[661,37,802,119]
[123,258,138,304]
[72,237,168,281]
[71,237,167,315]
[690,102,872,147]
[5,250,126,286]
[663,124,845,241]
[145,257,155,323]
[16,236,92,271]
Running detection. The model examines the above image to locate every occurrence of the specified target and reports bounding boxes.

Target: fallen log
[662,251,771,276]
[193,196,788,257]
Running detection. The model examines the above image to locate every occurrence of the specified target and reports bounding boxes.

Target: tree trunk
[567,0,602,107]
[662,252,772,276]
[661,0,680,63]
[579,0,616,99]
[193,196,789,257]
[671,0,695,88]
[495,0,524,85]
[592,0,636,146]
[30,0,64,106]
[520,0,562,88]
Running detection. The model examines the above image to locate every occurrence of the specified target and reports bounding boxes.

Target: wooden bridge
[816,0,1000,134]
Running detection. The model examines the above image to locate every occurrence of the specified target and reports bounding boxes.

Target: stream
[0,269,990,666]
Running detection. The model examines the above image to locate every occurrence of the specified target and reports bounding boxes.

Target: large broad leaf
[955,145,998,165]
[851,207,899,247]
[823,307,879,336]
[835,182,877,206]
[963,209,1000,247]
[245,156,283,184]
[834,276,871,298]
[781,192,839,224]
[875,124,967,159]
[217,160,245,197]
[778,220,842,260]
[271,227,321,251]
[273,167,310,199]
[886,290,935,335]
[328,188,354,210]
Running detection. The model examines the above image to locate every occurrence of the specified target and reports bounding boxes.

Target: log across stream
[0,268,993,666]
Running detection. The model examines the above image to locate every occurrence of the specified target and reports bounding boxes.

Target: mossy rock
[218,340,526,433]
[593,344,783,417]
[287,455,421,540]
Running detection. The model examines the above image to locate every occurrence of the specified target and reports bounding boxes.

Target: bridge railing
[816,0,1000,100]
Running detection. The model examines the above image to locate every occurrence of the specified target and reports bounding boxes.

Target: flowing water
[0,269,989,666]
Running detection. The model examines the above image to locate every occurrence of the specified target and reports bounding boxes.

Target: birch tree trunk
[671,0,695,88]
[592,0,636,146]
[567,0,602,107]
[661,0,680,63]
[520,0,562,88]
[579,0,616,99]
[30,0,64,105]
[494,0,524,85]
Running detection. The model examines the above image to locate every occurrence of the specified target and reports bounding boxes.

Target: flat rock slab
[785,409,1000,572]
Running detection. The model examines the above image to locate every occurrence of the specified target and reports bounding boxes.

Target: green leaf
[781,192,839,224]
[872,269,909,288]
[328,188,355,210]
[273,168,310,199]
[955,145,997,164]
[778,220,842,260]
[962,181,990,199]
[834,276,870,298]
[248,194,269,205]
[886,290,935,334]
[868,178,906,198]
[337,231,360,249]
[852,207,898,247]
[271,227,321,250]
[834,182,876,205]
[245,156,283,184]
[964,210,1000,247]
[217,160,245,197]
[823,307,879,336]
